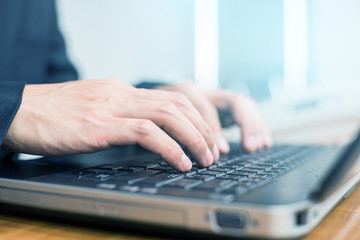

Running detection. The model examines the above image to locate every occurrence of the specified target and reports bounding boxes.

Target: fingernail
[217,138,230,153]
[264,134,273,147]
[247,135,257,150]
[256,134,263,148]
[248,135,257,146]
[212,144,220,162]
[181,154,192,171]
[205,148,214,166]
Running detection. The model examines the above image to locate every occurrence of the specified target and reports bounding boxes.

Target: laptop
[0,127,360,239]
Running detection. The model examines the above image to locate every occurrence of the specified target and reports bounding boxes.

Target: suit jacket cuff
[0,82,26,147]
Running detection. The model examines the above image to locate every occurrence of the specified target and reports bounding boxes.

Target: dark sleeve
[0,82,26,147]
[135,81,167,89]
[47,1,78,83]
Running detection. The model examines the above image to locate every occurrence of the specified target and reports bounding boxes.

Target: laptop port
[296,210,307,226]
[216,211,246,229]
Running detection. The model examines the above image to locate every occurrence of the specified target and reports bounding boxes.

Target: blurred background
[57,0,360,144]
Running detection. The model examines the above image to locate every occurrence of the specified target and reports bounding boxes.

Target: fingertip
[217,137,230,154]
[212,144,220,162]
[264,134,273,147]
[204,148,214,166]
[255,134,264,150]
[243,135,257,152]
[181,153,192,172]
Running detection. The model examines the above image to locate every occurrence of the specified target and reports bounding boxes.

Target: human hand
[3,79,220,172]
[157,81,272,153]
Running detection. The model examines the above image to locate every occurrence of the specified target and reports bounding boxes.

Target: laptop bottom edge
[0,173,359,239]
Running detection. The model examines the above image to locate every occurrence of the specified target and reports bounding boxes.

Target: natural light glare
[194,0,219,89]
[283,0,308,96]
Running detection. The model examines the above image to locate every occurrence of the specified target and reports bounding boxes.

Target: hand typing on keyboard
[3,79,272,172]
[157,81,273,152]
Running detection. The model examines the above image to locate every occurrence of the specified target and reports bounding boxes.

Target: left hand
[157,81,273,154]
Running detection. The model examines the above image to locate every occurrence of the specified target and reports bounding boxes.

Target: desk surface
[0,184,359,240]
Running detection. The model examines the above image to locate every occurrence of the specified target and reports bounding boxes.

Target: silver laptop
[0,128,360,239]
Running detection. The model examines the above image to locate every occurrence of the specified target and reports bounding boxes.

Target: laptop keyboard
[40,145,323,201]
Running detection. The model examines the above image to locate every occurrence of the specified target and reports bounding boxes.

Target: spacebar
[136,173,185,187]
[113,170,160,184]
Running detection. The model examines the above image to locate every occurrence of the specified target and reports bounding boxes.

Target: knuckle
[164,141,181,158]
[206,103,219,116]
[203,124,213,141]
[157,102,179,118]
[191,129,208,149]
[87,134,109,150]
[170,92,191,108]
[134,119,157,136]
[79,106,103,123]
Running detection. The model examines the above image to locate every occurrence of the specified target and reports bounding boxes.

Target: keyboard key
[97,183,117,189]
[208,167,234,173]
[86,168,117,174]
[190,165,207,172]
[148,165,173,171]
[241,168,264,174]
[127,162,160,169]
[166,169,197,176]
[231,170,256,178]
[136,173,184,187]
[113,169,161,184]
[80,173,113,182]
[263,169,281,176]
[119,185,140,192]
[252,163,273,170]
[123,166,145,173]
[96,164,122,170]
[257,174,273,180]
[139,187,158,194]
[219,174,248,181]
[186,174,215,182]
[194,179,237,192]
[200,170,226,177]
[272,167,288,173]
[166,178,203,189]
[222,163,246,170]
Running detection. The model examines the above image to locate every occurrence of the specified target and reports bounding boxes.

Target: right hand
[3,79,219,172]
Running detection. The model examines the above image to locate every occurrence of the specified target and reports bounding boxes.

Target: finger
[174,95,222,160]
[114,99,214,167]
[168,84,228,156]
[181,94,228,157]
[106,118,192,172]
[229,95,273,152]
[131,88,218,162]
[168,85,231,154]
[193,99,230,156]
[153,85,222,160]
